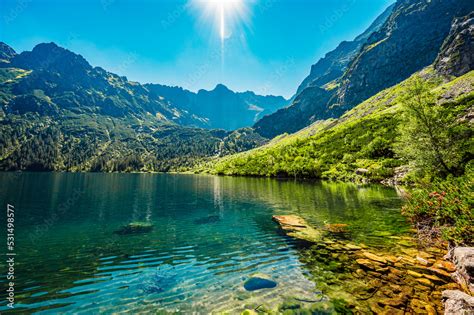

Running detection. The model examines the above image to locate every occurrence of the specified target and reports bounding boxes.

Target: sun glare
[191,0,250,42]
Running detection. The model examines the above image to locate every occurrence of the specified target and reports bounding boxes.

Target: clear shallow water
[0,173,410,313]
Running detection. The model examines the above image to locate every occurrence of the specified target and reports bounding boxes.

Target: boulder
[442,290,474,315]
[355,168,369,175]
[452,247,474,294]
[243,274,277,291]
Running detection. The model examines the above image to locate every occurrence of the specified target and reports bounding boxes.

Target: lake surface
[0,173,410,313]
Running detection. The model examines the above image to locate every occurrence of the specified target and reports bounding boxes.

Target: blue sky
[1,0,394,98]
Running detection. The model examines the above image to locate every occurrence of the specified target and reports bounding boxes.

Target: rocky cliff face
[435,12,474,77]
[254,86,334,138]
[296,3,395,95]
[338,0,474,108]
[254,4,395,139]
[0,42,17,63]
[255,0,474,139]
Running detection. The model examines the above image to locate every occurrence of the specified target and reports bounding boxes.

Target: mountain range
[145,83,287,130]
[206,6,474,181]
[0,0,472,173]
[0,42,269,171]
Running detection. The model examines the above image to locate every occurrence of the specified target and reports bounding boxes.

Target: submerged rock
[356,258,381,271]
[142,269,178,294]
[113,222,154,235]
[324,223,349,233]
[272,215,323,242]
[194,215,221,225]
[344,243,362,250]
[362,252,387,264]
[433,260,456,273]
[243,274,277,291]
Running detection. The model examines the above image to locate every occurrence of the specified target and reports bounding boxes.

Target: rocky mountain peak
[435,12,474,77]
[0,42,17,61]
[212,83,231,93]
[11,42,92,74]
[337,0,474,107]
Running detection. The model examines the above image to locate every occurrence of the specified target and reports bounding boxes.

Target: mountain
[145,83,288,130]
[202,9,474,180]
[0,42,16,64]
[0,42,267,172]
[295,3,395,95]
[3,42,208,126]
[337,0,474,107]
[254,0,474,138]
[204,34,473,181]
[208,69,473,180]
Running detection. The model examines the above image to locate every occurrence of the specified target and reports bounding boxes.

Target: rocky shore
[273,215,474,314]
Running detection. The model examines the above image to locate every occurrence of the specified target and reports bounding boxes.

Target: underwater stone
[433,260,456,272]
[427,267,452,280]
[243,275,277,291]
[362,252,387,264]
[324,223,349,233]
[423,273,445,284]
[416,256,430,266]
[415,277,434,288]
[344,243,362,250]
[113,222,154,235]
[356,258,381,271]
[272,215,323,242]
[193,215,221,225]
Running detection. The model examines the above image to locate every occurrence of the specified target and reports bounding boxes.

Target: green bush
[402,170,473,245]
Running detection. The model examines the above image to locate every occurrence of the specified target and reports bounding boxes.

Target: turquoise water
[0,173,409,313]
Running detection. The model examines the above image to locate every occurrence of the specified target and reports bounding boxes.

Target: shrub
[402,171,473,246]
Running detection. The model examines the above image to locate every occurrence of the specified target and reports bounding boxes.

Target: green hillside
[200,69,473,183]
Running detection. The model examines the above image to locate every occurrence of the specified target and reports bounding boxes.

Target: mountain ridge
[254,0,474,139]
[146,82,288,130]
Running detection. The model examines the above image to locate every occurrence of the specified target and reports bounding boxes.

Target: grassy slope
[199,68,474,182]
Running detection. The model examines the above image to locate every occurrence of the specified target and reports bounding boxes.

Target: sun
[190,0,250,41]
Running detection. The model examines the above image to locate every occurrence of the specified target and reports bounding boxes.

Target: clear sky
[1,0,394,98]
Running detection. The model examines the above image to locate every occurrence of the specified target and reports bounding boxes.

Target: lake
[0,172,410,313]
